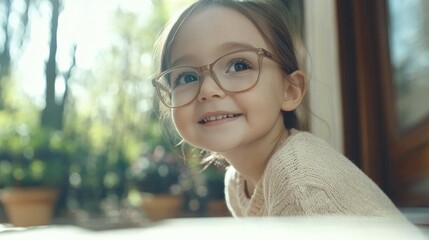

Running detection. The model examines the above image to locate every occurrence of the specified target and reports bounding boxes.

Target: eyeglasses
[152,48,280,108]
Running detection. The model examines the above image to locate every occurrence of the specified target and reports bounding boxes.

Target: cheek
[248,79,285,109]
[171,109,191,138]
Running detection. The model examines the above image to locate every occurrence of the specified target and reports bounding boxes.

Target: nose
[197,70,226,102]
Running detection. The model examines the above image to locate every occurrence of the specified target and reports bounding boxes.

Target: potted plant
[130,145,186,221]
[0,126,70,227]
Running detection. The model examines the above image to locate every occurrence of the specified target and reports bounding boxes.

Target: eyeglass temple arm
[152,79,172,93]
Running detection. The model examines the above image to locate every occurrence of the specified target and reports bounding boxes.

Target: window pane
[388,0,429,133]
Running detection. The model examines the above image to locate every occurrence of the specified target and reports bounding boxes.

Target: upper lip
[198,111,241,124]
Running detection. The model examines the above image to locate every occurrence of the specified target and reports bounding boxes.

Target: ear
[281,70,307,111]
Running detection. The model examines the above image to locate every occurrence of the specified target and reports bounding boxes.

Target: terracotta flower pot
[0,187,59,227]
[141,193,183,221]
[207,199,230,217]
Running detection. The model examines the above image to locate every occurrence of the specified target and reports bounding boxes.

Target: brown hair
[153,0,304,142]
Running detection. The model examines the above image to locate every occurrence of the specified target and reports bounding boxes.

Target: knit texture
[224,129,403,217]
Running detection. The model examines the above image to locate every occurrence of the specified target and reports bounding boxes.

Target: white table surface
[0,216,427,240]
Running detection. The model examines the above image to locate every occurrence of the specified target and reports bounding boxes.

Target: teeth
[202,114,237,123]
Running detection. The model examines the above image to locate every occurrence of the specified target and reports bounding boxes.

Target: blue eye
[174,72,199,87]
[226,59,252,73]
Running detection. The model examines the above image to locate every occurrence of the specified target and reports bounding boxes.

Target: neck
[222,126,289,194]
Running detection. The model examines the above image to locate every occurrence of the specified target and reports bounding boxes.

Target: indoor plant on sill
[130,145,186,221]
[0,127,69,227]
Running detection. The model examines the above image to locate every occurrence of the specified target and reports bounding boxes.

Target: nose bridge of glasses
[197,63,213,75]
[196,63,226,96]
[197,63,219,84]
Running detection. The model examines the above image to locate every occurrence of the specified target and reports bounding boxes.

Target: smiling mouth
[199,114,241,124]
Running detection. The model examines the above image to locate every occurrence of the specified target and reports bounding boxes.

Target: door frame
[336,0,390,190]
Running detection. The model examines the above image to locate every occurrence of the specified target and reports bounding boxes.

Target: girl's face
[170,7,290,154]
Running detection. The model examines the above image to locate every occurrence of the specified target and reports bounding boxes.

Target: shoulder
[285,129,337,154]
[263,129,402,216]
[275,129,354,172]
[264,129,346,181]
[265,129,368,189]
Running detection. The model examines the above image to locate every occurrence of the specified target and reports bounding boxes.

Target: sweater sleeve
[264,182,346,216]
[224,130,403,218]
[261,130,403,217]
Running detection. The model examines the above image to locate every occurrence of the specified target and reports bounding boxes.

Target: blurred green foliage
[130,146,184,194]
[0,0,225,219]
[0,124,69,188]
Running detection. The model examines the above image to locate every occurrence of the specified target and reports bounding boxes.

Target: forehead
[170,7,268,66]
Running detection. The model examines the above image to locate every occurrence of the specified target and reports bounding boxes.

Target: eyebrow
[170,42,256,67]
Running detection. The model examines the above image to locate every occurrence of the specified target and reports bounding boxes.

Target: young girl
[151,0,403,217]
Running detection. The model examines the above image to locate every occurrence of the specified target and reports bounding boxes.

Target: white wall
[304,0,344,153]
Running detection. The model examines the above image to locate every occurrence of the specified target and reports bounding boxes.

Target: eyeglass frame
[152,48,282,108]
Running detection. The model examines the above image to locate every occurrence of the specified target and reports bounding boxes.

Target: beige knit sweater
[224,129,403,217]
